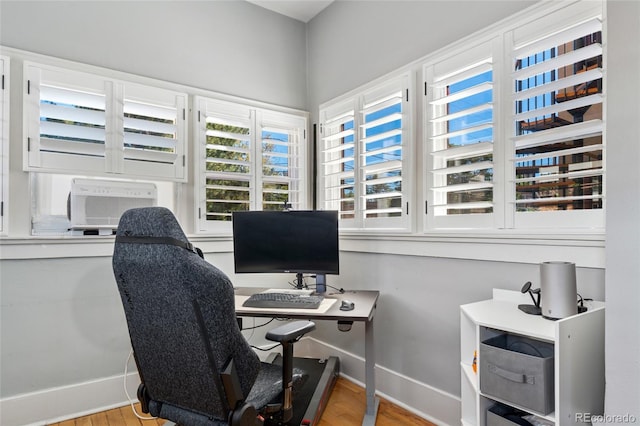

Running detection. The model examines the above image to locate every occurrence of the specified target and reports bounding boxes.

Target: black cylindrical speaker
[540,261,578,320]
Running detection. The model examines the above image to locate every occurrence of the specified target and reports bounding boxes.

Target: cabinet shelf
[460,289,605,426]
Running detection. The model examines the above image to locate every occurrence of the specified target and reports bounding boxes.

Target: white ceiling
[246,0,334,23]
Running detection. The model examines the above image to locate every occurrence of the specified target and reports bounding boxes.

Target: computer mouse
[340,299,355,311]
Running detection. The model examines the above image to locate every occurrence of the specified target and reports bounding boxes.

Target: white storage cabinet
[460,289,605,426]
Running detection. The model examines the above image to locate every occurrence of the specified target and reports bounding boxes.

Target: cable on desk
[251,343,281,352]
[241,318,276,331]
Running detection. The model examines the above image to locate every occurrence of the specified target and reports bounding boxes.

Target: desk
[235,287,380,426]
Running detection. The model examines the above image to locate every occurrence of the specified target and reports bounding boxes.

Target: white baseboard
[0,372,141,426]
[295,337,460,426]
[1,339,461,426]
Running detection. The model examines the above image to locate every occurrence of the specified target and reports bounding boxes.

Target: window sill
[339,229,605,268]
[0,235,234,260]
[0,231,605,268]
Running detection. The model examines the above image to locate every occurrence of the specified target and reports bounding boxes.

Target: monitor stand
[295,272,305,289]
[293,272,327,294]
[315,274,326,294]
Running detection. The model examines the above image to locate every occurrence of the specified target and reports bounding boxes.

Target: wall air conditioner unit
[69,178,157,235]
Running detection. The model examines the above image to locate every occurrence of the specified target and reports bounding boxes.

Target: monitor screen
[232,210,339,275]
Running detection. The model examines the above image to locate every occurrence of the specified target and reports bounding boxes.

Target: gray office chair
[112,207,315,426]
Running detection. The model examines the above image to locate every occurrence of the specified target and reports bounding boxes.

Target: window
[23,62,187,181]
[30,173,175,236]
[1,55,9,235]
[510,15,604,229]
[195,97,307,233]
[424,39,499,229]
[319,73,412,231]
[423,0,604,232]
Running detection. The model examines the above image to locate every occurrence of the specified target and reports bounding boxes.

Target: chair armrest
[265,321,315,343]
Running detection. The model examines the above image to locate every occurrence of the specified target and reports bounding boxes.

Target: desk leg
[362,317,379,426]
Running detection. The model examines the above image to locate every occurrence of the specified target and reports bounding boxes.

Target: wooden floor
[48,377,436,426]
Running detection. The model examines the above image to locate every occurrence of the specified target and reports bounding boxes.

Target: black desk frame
[235,288,380,426]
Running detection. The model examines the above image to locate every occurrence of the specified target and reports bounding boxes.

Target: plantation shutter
[320,99,357,227]
[23,62,187,181]
[0,56,8,235]
[121,83,187,180]
[425,40,496,229]
[511,9,604,228]
[320,74,412,231]
[258,111,306,211]
[24,64,109,174]
[197,98,254,227]
[360,76,409,228]
[196,97,307,233]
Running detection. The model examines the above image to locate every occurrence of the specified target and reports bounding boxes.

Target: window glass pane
[31,173,173,235]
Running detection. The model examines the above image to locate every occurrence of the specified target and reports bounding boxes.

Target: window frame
[194,96,309,234]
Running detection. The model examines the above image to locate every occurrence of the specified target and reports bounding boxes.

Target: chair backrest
[112,207,260,420]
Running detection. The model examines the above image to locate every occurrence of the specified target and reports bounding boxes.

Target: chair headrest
[116,207,188,242]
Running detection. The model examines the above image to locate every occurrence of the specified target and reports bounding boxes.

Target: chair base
[264,356,340,426]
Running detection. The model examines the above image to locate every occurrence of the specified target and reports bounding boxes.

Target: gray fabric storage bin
[487,411,522,426]
[487,402,535,426]
[480,333,555,415]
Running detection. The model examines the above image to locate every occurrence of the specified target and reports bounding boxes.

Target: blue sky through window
[447,71,492,147]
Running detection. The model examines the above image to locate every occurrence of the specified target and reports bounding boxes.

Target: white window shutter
[121,82,187,180]
[24,63,109,174]
[510,11,604,229]
[425,40,496,229]
[257,110,306,211]
[23,62,187,181]
[197,98,254,230]
[320,98,357,227]
[195,97,307,234]
[320,73,412,231]
[360,75,410,229]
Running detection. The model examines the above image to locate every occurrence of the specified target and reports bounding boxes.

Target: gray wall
[0,0,307,109]
[604,0,640,420]
[1,257,129,396]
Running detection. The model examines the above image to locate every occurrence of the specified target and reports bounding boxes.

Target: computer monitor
[232,210,339,291]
